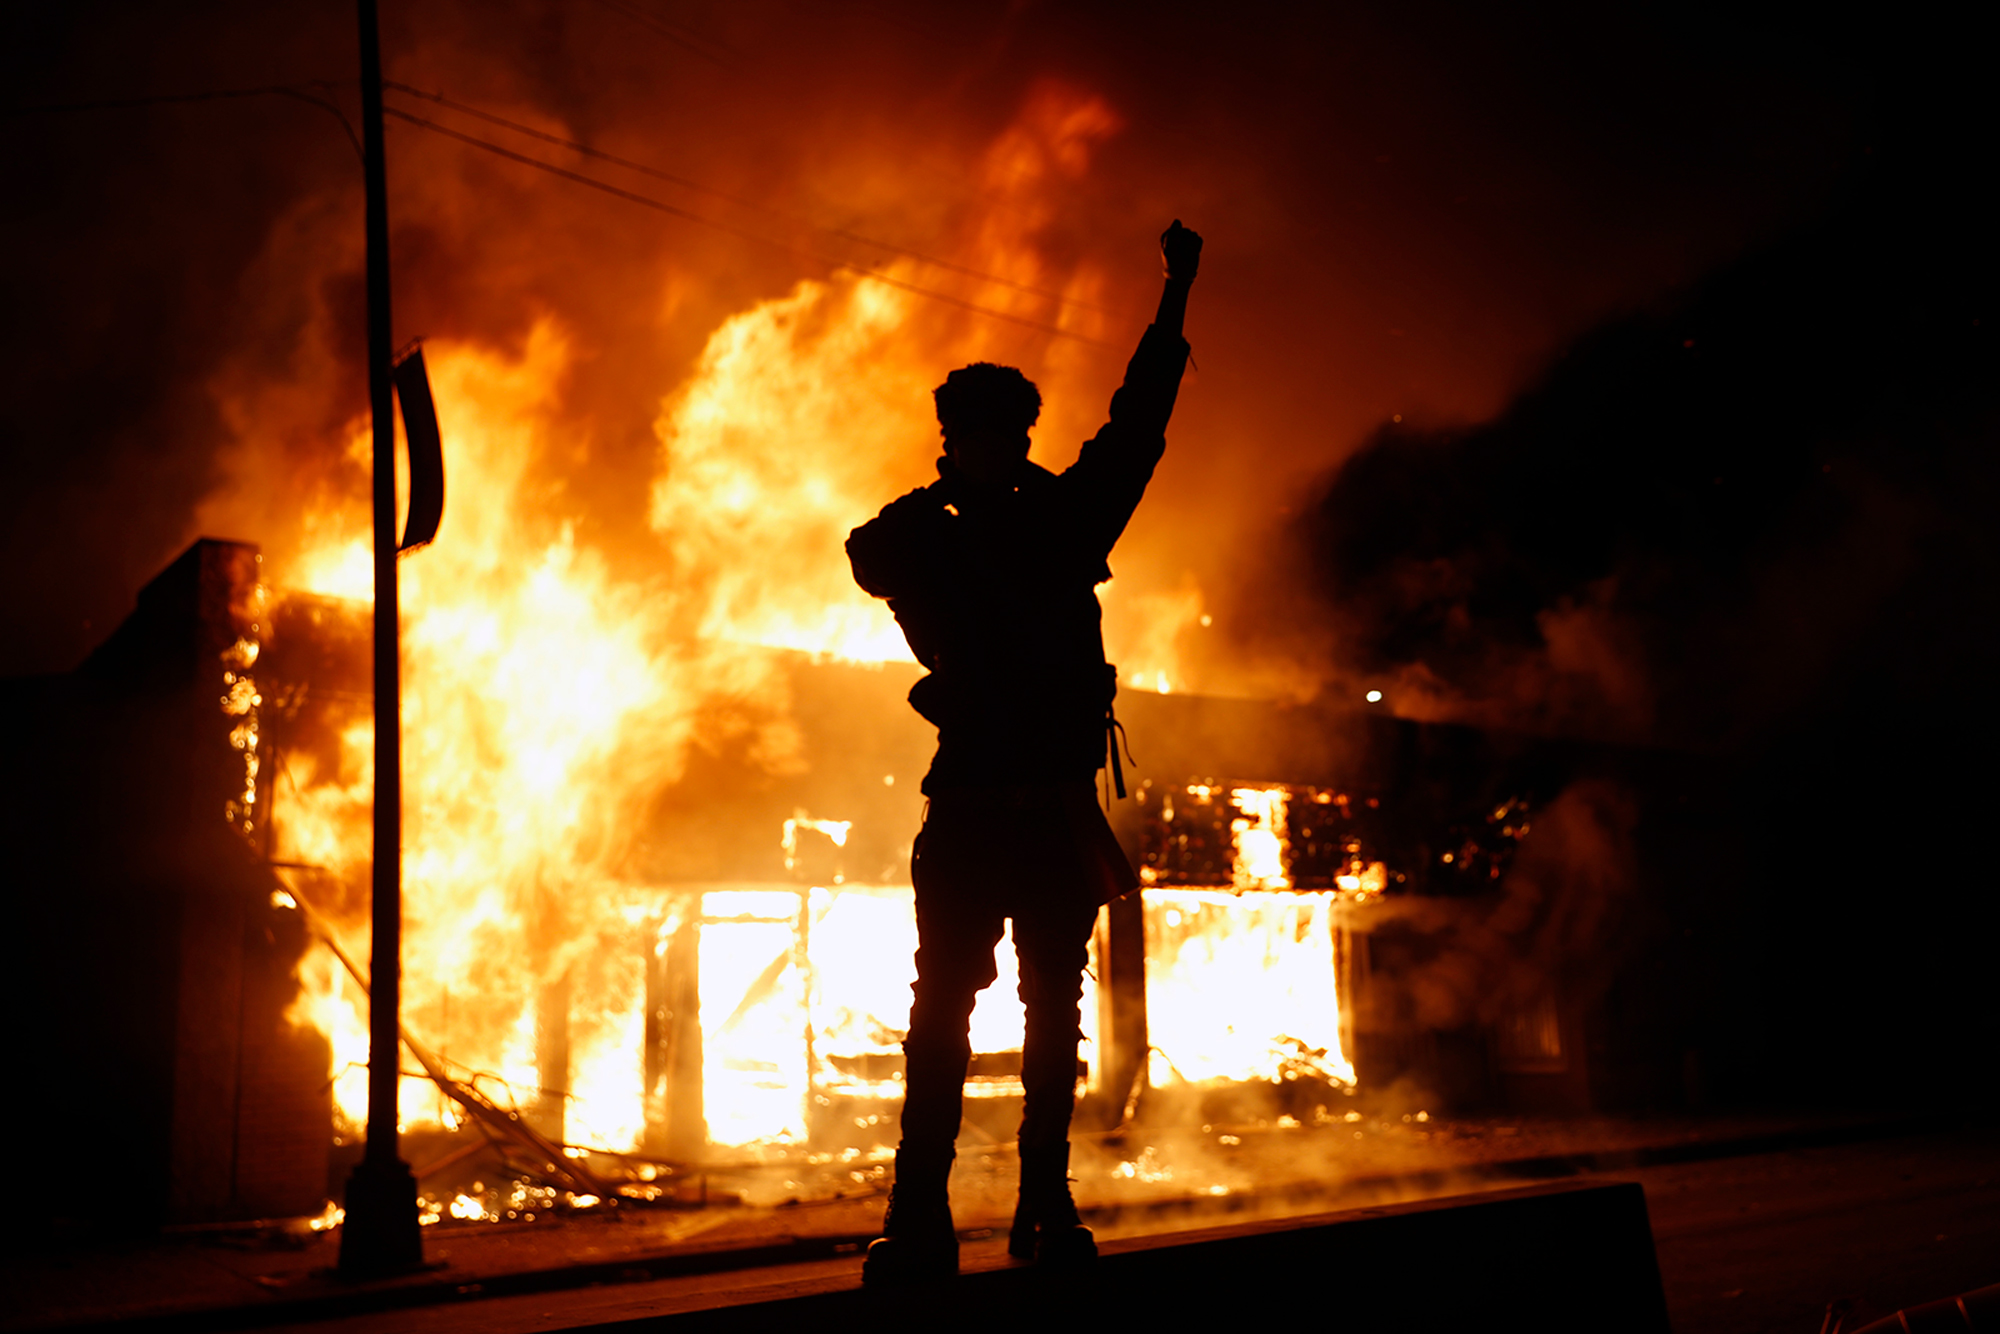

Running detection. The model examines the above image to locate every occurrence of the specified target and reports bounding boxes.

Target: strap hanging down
[1106,712,1135,800]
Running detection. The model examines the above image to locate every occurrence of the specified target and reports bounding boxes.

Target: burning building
[4,524,1693,1231]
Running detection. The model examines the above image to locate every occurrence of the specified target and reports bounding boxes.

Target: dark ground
[10,1112,1994,1333]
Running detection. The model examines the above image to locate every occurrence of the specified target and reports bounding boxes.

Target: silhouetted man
[847,220,1202,1282]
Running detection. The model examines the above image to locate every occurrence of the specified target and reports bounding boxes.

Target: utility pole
[339,0,424,1277]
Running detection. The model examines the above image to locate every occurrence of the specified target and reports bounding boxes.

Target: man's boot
[862,1148,959,1285]
[1007,1141,1096,1266]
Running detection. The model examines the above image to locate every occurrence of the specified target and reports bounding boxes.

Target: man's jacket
[846,323,1191,793]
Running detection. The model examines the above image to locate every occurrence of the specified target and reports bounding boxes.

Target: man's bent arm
[847,485,948,600]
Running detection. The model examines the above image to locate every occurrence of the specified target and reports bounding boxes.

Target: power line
[382,105,1120,348]
[11,79,1122,346]
[6,81,364,161]
[279,85,365,164]
[382,80,1112,317]
[587,0,740,70]
[9,84,300,114]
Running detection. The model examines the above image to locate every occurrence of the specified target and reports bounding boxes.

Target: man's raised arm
[1059,222,1202,557]
[1154,218,1201,341]
[1100,221,1201,441]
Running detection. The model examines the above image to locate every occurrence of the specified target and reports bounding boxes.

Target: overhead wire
[6,81,365,162]
[12,79,1123,346]
[586,0,741,70]
[381,80,1112,317]
[9,84,309,114]
[381,103,1120,348]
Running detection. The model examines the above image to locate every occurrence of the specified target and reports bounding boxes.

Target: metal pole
[340,0,423,1277]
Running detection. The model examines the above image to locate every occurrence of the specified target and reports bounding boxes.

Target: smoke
[1370,780,1640,1034]
[5,0,1881,681]
[1258,127,1997,751]
[1247,48,2000,1100]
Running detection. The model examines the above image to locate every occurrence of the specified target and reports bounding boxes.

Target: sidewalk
[4,1109,1920,1333]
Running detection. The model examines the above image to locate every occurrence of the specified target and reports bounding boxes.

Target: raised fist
[1160,219,1202,282]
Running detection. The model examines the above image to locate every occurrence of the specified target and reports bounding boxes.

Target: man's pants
[898,888,1099,1161]
[897,783,1123,1162]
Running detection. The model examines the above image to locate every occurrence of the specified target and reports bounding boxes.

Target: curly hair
[933,362,1042,438]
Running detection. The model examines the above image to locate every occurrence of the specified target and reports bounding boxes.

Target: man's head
[934,363,1040,490]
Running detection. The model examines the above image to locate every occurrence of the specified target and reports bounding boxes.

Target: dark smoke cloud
[5,0,1875,676]
[1368,779,1641,1034]
[1268,97,1997,749]
[1256,36,1998,1100]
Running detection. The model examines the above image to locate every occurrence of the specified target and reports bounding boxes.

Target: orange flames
[277,323,712,1149]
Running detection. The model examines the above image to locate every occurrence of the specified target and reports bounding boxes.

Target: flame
[648,277,925,663]
[693,885,1102,1144]
[1133,781,1377,1091]
[695,889,812,1146]
[1143,888,1355,1089]
[782,815,852,878]
[276,324,734,1150]
[1104,575,1206,696]
[1335,861,1388,895]
[1230,785,1291,890]
[220,624,265,837]
[260,83,1210,1163]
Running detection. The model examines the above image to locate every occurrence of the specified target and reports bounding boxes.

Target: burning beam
[278,875,610,1199]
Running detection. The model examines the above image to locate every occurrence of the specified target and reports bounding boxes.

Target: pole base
[337,1156,424,1279]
